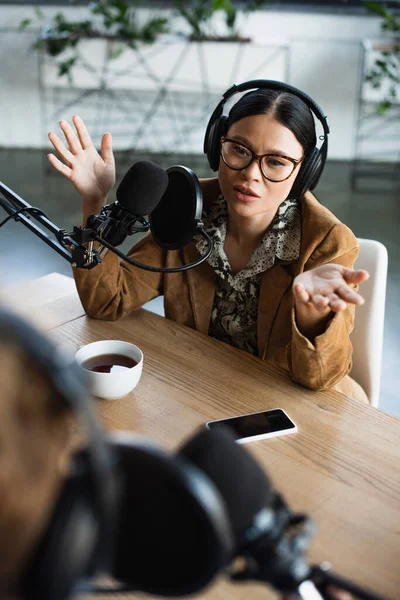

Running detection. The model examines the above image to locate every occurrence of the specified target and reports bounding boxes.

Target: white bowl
[75,340,143,400]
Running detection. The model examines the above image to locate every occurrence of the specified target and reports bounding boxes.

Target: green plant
[363,1,400,113]
[175,0,269,42]
[20,1,168,81]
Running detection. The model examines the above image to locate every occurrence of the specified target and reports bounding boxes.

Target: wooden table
[8,274,400,600]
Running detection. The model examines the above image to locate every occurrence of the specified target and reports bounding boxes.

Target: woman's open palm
[47,115,115,203]
[293,264,369,312]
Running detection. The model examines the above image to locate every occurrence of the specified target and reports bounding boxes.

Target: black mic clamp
[86,203,151,249]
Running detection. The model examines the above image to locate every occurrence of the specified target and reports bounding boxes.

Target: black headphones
[0,309,119,600]
[203,79,330,199]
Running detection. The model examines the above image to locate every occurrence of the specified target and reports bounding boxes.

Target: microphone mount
[0,180,102,269]
[228,493,385,600]
[87,203,151,248]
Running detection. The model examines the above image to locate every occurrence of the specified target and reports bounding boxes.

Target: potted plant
[363,0,400,113]
[20,0,169,82]
[174,0,269,42]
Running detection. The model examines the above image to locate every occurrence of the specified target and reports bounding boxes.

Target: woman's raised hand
[292,263,370,340]
[47,115,116,214]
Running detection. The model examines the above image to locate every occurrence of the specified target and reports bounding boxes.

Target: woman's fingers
[293,282,310,303]
[72,114,94,150]
[311,294,330,309]
[343,268,370,284]
[100,131,114,166]
[47,153,72,179]
[311,288,360,312]
[59,119,81,154]
[327,293,347,311]
[48,131,75,166]
[336,284,365,305]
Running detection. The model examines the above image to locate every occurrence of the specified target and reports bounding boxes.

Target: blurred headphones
[0,308,119,600]
[203,79,330,199]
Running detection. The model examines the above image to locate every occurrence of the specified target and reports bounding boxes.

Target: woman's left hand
[292,264,369,340]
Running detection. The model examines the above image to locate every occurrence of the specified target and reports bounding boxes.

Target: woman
[47,84,369,402]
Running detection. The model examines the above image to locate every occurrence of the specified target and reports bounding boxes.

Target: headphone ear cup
[23,456,99,600]
[307,149,323,191]
[290,147,322,199]
[205,115,228,172]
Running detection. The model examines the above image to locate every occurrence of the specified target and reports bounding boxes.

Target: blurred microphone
[88,428,307,597]
[179,428,313,593]
[179,428,274,547]
[96,428,386,600]
[92,431,234,596]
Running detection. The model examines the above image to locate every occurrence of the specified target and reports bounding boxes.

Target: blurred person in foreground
[0,325,72,597]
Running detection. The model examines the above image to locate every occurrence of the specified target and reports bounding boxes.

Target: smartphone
[205,408,297,444]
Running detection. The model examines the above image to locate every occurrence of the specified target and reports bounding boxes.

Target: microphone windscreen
[116,161,169,217]
[108,435,233,596]
[149,166,203,250]
[179,428,273,543]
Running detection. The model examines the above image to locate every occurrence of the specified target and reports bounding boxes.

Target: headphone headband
[219,80,329,136]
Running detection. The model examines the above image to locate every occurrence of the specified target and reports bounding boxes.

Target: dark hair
[226,89,317,157]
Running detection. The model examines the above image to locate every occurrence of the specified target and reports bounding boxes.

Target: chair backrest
[142,295,165,317]
[350,238,388,407]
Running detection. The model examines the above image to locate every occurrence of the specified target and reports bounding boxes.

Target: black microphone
[100,432,234,596]
[93,163,213,273]
[91,161,169,247]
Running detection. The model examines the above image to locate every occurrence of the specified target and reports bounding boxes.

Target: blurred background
[0,0,399,414]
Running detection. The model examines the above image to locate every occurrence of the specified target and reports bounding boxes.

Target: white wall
[0,4,387,159]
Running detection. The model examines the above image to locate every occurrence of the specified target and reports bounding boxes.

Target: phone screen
[206,409,296,442]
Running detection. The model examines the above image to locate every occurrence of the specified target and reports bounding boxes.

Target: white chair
[142,295,165,317]
[142,240,388,407]
[350,238,388,407]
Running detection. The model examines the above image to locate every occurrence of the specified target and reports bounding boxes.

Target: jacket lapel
[257,262,293,359]
[183,242,216,335]
[183,242,295,353]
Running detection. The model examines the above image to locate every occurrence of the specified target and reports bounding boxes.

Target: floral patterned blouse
[196,195,301,355]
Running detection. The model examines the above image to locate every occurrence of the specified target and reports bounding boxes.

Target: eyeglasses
[220,137,303,182]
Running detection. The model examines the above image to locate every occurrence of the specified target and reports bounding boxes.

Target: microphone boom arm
[0,181,213,274]
[0,181,101,269]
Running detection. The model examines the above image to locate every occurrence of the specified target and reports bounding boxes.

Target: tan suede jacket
[73,179,360,395]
